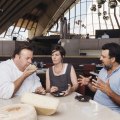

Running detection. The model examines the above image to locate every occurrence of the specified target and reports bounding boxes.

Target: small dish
[51,91,65,97]
[75,95,91,102]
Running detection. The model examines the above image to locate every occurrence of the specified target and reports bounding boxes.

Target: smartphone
[89,71,98,77]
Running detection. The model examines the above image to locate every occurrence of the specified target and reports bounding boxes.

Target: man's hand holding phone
[92,78,111,95]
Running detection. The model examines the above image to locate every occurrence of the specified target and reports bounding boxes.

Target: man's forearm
[13,74,26,95]
[88,82,97,92]
[107,89,120,106]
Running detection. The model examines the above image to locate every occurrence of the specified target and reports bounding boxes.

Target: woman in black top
[46,45,78,96]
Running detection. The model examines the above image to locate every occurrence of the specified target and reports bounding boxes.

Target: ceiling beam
[0,0,43,34]
[35,0,76,36]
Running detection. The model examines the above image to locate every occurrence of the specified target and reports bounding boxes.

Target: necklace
[54,64,64,74]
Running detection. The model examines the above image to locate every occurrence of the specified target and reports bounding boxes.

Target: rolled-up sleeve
[0,63,15,99]
[0,81,14,99]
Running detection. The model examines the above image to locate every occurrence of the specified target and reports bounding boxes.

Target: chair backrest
[83,64,96,76]
[45,63,53,68]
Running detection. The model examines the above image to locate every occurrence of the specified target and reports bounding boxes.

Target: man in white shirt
[0,44,45,99]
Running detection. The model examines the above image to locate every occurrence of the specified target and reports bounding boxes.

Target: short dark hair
[102,42,120,63]
[12,44,33,58]
[51,45,66,57]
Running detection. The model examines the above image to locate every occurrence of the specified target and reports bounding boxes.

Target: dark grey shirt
[49,64,72,92]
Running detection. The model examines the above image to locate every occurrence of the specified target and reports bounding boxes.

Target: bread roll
[0,104,37,120]
[26,64,37,70]
[21,92,60,115]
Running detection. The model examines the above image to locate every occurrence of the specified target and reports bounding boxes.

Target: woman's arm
[46,68,59,93]
[46,69,51,92]
[70,66,79,91]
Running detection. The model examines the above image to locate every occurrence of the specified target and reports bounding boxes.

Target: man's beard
[104,64,112,71]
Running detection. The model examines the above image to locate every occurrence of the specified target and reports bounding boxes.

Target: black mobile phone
[51,91,65,97]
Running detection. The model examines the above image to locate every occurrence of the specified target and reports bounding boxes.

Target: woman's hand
[50,86,58,93]
[62,84,72,96]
